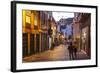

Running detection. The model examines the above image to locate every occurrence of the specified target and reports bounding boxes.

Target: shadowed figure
[68,42,74,60]
[73,40,78,59]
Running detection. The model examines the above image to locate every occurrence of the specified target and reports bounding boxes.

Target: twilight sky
[52,12,74,21]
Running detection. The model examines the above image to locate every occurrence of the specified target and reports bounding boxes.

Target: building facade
[22,10,57,58]
[48,13,57,49]
[72,13,81,51]
[40,11,49,52]
[22,10,49,58]
[73,13,91,58]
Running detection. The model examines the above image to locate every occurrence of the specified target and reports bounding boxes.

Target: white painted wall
[0,0,99,73]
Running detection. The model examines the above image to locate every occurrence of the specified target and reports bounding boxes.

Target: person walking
[68,42,74,60]
[64,38,68,48]
[73,40,78,59]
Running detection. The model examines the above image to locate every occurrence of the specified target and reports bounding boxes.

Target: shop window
[26,16,31,24]
[25,15,31,29]
[34,15,38,30]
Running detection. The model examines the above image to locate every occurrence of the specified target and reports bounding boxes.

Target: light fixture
[34,16,37,26]
[83,32,86,37]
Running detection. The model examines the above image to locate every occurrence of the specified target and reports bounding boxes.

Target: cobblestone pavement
[23,44,90,63]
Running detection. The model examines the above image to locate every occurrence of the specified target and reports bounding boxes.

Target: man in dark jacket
[68,42,74,60]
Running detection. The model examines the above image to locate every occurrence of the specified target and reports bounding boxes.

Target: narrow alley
[23,44,89,63]
[22,10,91,63]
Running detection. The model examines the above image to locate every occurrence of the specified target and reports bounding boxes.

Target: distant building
[48,12,57,49]
[57,22,61,33]
[57,18,73,39]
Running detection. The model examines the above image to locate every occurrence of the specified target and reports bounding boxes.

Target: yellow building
[22,10,57,58]
[22,10,42,57]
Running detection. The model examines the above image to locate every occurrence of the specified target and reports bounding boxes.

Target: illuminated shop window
[34,16,37,26]
[26,16,31,24]
[34,15,38,30]
[26,15,31,29]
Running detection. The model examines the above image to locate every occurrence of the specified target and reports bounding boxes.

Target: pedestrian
[68,42,74,60]
[73,41,78,59]
[51,42,55,50]
[64,38,67,48]
[54,38,56,46]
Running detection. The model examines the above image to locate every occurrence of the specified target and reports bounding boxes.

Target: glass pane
[26,16,31,24]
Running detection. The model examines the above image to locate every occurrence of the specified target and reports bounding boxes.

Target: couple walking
[66,40,78,60]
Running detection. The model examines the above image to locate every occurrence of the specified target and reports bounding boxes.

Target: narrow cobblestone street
[23,44,89,63]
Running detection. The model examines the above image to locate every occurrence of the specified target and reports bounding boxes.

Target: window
[34,16,37,26]
[26,16,31,24]
[34,15,38,30]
